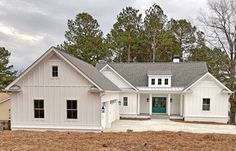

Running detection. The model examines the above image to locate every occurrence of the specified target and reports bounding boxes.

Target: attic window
[151,79,155,85]
[52,66,58,77]
[158,79,162,85]
[165,79,168,85]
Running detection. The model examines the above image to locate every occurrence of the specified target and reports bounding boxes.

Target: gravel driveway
[105,119,236,134]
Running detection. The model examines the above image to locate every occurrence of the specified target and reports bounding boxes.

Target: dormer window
[151,79,155,85]
[158,79,162,85]
[147,70,172,87]
[52,66,58,77]
[165,79,168,85]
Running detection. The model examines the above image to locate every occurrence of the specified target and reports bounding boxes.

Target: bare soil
[0,131,236,151]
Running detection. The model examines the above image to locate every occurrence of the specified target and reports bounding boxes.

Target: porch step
[169,115,184,120]
[151,114,169,119]
[120,115,151,120]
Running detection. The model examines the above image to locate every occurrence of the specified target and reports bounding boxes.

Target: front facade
[5,47,232,131]
[97,62,232,124]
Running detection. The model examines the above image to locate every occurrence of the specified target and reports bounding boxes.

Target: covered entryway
[139,92,183,117]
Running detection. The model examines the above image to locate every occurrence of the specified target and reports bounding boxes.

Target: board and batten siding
[11,52,102,131]
[184,76,230,123]
[119,92,137,114]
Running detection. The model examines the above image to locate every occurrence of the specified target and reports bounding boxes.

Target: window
[52,66,58,77]
[164,78,168,85]
[158,79,162,85]
[151,79,155,85]
[67,100,77,119]
[202,98,210,111]
[34,100,44,118]
[123,97,128,106]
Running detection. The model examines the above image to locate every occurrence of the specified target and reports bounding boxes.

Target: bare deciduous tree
[200,0,236,123]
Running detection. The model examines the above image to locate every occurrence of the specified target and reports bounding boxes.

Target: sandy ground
[0,131,236,151]
[105,119,236,134]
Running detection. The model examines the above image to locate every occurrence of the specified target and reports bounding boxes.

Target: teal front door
[152,97,167,113]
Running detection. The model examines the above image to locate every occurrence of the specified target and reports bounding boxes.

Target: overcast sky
[0,0,208,71]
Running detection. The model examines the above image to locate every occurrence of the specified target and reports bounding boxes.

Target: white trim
[183,72,232,93]
[184,115,228,118]
[99,64,138,91]
[11,125,102,131]
[5,47,103,91]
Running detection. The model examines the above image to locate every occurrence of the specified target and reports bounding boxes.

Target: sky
[0,0,208,71]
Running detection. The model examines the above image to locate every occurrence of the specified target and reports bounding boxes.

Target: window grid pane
[151,79,155,85]
[34,100,44,118]
[158,79,162,85]
[67,100,77,119]
[165,79,168,85]
[52,66,58,77]
[202,98,210,111]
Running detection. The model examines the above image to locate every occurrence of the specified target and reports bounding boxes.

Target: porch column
[180,94,183,116]
[167,94,171,116]
[149,93,152,115]
[137,93,140,114]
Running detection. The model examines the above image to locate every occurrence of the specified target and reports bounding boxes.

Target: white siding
[11,52,102,131]
[170,94,180,115]
[140,94,149,114]
[184,76,230,123]
[119,92,137,114]
[100,67,132,89]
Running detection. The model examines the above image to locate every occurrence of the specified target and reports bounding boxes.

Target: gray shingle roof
[96,62,208,88]
[55,49,120,91]
[147,70,172,75]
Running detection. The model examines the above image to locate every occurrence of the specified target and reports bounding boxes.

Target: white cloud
[0,23,43,41]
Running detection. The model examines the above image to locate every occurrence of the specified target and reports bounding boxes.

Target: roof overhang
[137,86,184,94]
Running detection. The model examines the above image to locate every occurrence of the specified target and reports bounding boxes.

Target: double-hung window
[67,100,78,119]
[34,99,44,118]
[202,98,210,111]
[164,78,168,85]
[158,79,162,85]
[52,66,58,77]
[123,97,128,106]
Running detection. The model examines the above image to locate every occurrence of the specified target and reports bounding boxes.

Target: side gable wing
[99,64,137,91]
[183,72,232,93]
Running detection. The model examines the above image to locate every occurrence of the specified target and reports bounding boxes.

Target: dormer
[147,70,172,87]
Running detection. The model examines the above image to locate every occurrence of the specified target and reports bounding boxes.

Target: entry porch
[137,92,184,117]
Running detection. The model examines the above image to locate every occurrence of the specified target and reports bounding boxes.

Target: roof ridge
[97,61,207,65]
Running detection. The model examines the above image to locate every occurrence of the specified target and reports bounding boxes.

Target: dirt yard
[0,131,236,151]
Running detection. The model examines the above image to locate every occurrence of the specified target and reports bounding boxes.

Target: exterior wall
[184,76,230,123]
[170,94,180,115]
[100,67,132,89]
[11,52,102,131]
[119,92,137,114]
[0,100,10,120]
[140,94,149,114]
[101,92,120,129]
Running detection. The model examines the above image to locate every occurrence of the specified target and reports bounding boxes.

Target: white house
[5,47,232,131]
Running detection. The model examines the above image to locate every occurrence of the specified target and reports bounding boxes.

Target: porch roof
[137,86,184,92]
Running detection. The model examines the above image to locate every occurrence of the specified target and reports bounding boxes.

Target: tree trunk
[128,44,131,62]
[152,33,156,63]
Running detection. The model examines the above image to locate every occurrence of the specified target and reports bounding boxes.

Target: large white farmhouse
[5,47,232,131]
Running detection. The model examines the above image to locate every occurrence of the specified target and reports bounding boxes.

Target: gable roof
[96,62,208,88]
[55,49,120,91]
[183,72,232,93]
[5,47,120,92]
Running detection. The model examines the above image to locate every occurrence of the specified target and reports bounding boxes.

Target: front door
[152,97,167,113]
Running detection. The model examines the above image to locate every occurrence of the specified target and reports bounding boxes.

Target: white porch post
[149,93,152,115]
[137,93,140,114]
[180,94,183,116]
[167,94,171,116]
